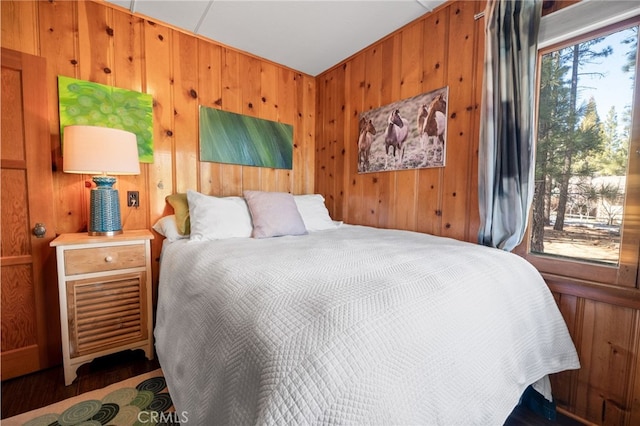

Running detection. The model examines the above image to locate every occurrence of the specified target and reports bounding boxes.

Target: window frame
[518,10,640,289]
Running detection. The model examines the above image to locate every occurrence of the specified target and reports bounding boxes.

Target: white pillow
[293,194,340,231]
[243,190,307,238]
[152,215,188,242]
[187,190,253,241]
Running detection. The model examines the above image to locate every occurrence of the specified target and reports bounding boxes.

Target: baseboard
[557,406,599,426]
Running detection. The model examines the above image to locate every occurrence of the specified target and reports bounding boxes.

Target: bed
[154,190,580,425]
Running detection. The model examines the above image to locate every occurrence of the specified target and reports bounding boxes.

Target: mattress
[155,224,579,425]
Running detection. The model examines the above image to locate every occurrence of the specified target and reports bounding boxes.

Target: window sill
[542,272,640,310]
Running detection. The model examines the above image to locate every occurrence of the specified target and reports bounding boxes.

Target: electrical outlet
[127,191,139,207]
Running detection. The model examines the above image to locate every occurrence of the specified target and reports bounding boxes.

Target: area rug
[3,369,179,426]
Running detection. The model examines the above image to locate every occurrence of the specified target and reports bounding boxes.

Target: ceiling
[104,0,447,76]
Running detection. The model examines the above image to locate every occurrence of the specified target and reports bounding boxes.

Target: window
[525,6,639,287]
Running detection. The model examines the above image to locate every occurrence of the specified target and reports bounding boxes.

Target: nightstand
[50,230,154,385]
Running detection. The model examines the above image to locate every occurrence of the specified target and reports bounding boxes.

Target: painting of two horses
[357,86,448,173]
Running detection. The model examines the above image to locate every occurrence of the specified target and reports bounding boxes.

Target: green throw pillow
[166,193,190,235]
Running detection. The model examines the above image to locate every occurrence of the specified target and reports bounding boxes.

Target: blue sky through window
[579,26,636,134]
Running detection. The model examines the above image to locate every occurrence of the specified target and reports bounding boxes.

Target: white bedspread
[155,225,579,425]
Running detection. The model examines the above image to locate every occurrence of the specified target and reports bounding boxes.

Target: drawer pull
[104,256,113,263]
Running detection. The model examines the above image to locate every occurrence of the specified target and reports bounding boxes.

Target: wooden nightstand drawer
[64,244,145,275]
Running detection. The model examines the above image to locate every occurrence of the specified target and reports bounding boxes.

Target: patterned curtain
[478,0,542,251]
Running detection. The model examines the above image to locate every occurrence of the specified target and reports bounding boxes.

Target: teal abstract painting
[58,76,154,163]
[199,106,293,169]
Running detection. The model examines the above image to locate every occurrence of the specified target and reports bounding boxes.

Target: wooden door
[1,48,58,379]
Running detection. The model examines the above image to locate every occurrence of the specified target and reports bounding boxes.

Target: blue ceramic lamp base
[89,176,123,236]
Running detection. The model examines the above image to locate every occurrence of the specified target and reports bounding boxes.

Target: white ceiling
[105,0,447,76]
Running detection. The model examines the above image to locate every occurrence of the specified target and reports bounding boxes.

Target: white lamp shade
[63,125,141,175]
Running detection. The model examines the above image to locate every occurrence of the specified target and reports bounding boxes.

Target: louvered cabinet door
[50,230,154,385]
[67,272,147,357]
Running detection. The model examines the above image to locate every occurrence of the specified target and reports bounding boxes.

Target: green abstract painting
[58,76,154,163]
[199,106,293,169]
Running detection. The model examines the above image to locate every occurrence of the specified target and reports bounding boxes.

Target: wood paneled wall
[1,0,316,286]
[315,1,483,243]
[548,278,640,425]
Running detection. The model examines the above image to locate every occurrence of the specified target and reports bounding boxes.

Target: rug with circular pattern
[3,369,179,426]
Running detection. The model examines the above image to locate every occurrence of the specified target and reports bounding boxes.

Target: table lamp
[63,125,141,236]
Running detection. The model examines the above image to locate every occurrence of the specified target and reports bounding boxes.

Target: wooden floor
[2,350,585,425]
[1,349,160,420]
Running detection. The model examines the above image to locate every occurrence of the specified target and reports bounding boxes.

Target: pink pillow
[243,191,307,238]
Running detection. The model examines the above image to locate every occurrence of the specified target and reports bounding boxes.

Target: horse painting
[356,86,447,173]
[384,109,409,170]
[418,93,447,167]
[358,117,377,172]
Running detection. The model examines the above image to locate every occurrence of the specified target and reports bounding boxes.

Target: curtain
[478,0,543,251]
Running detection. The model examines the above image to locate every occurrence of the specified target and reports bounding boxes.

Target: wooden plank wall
[547,277,640,425]
[314,1,639,425]
[316,0,484,244]
[1,0,316,291]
